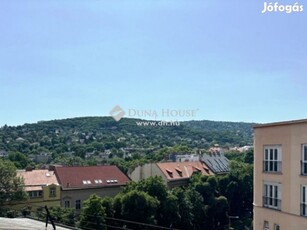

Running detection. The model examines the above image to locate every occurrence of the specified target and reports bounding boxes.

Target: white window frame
[29,190,43,198]
[49,187,56,197]
[76,200,81,210]
[263,182,281,210]
[302,145,307,175]
[64,200,70,208]
[274,224,280,230]
[264,220,269,230]
[301,185,307,216]
[264,145,282,173]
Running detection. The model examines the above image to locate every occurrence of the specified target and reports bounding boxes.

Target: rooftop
[54,165,130,190]
[157,161,213,180]
[253,118,307,129]
[17,169,59,191]
[201,151,229,174]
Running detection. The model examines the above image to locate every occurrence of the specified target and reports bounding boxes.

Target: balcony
[263,161,282,173]
[263,196,281,210]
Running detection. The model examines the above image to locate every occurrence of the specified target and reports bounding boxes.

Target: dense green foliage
[0,117,254,229]
[0,158,27,215]
[77,162,253,230]
[0,117,254,165]
[48,206,76,226]
[79,194,107,230]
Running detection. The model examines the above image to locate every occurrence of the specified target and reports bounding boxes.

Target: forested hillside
[0,117,255,158]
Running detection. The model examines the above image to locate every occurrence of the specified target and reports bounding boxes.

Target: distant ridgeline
[0,117,256,155]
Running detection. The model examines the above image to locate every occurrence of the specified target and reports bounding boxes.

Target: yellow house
[8,169,61,212]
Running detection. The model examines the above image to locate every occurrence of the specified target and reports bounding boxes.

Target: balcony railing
[263,196,281,210]
[301,203,307,216]
[301,161,307,175]
[263,161,282,173]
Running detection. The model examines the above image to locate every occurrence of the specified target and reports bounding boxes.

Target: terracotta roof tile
[157,161,214,180]
[54,165,130,189]
[17,169,59,191]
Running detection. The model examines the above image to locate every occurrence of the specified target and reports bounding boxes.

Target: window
[263,182,281,210]
[29,190,43,198]
[83,180,92,185]
[263,146,282,173]
[49,187,56,197]
[263,221,269,230]
[94,179,103,184]
[274,224,280,230]
[301,185,307,216]
[64,200,70,208]
[301,145,307,175]
[76,200,81,210]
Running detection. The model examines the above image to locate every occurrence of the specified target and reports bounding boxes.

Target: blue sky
[0,0,306,126]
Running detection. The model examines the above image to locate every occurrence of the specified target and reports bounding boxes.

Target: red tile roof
[17,169,59,191]
[157,161,214,180]
[54,165,130,190]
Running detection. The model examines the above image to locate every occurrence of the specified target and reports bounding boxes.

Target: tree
[49,206,76,226]
[219,161,253,218]
[243,148,254,164]
[8,152,29,169]
[79,194,107,230]
[121,190,159,225]
[0,159,27,214]
[101,196,114,217]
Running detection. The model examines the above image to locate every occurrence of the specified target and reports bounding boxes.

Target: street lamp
[228,215,239,229]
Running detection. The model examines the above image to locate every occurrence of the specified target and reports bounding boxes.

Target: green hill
[0,117,255,157]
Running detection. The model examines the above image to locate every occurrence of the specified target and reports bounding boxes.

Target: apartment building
[254,119,307,230]
[129,161,214,188]
[54,165,130,211]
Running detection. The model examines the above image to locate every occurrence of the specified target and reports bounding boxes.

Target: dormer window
[193,166,201,172]
[166,169,173,177]
[175,168,183,177]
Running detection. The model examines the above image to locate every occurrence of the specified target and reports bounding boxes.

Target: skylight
[83,180,92,185]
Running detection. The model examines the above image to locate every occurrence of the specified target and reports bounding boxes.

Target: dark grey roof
[201,152,229,174]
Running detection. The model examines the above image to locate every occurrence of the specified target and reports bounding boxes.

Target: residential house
[168,153,200,162]
[54,165,130,211]
[8,169,61,211]
[254,119,307,230]
[129,161,214,188]
[0,150,8,158]
[201,151,229,174]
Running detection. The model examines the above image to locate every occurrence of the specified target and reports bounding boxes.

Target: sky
[0,0,306,126]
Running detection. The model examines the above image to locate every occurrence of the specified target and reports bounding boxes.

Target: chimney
[25,166,33,172]
[48,165,55,171]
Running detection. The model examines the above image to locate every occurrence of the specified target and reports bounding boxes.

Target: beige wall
[61,186,123,210]
[254,122,307,230]
[129,163,167,184]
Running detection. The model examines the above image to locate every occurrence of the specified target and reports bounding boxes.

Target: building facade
[8,169,61,211]
[129,161,214,188]
[54,165,130,211]
[254,119,307,230]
